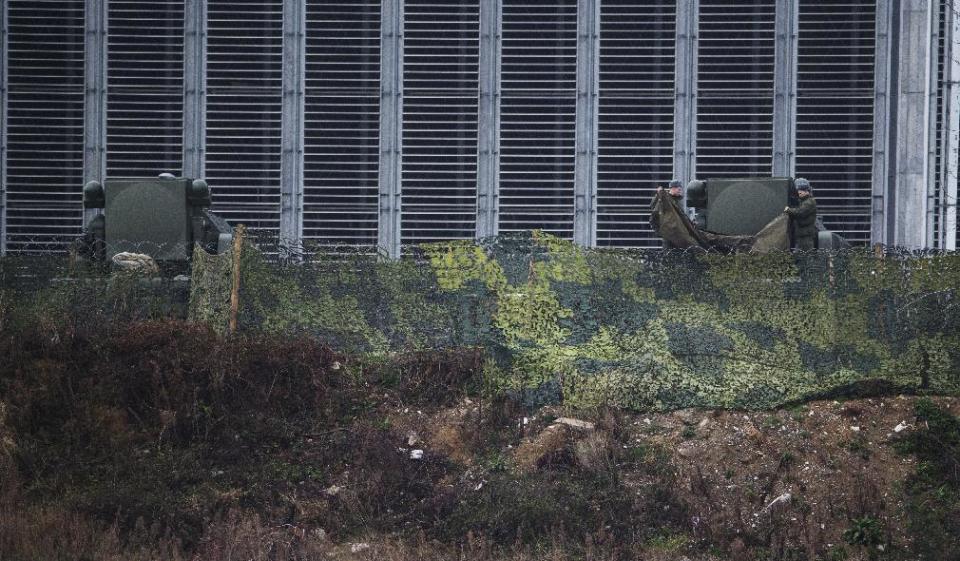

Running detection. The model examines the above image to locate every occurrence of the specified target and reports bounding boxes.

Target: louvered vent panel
[499,0,578,238]
[107,1,184,178]
[304,0,380,248]
[796,0,875,246]
[697,0,775,179]
[5,0,85,251]
[933,0,946,247]
[401,0,479,245]
[597,0,675,248]
[206,0,282,234]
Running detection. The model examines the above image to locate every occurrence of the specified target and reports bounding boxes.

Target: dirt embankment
[1,320,957,561]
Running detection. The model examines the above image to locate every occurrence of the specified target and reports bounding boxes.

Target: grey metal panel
[206,0,283,234]
[106,0,184,178]
[672,0,696,188]
[304,0,380,249]
[894,0,932,249]
[598,0,675,248]
[377,0,402,258]
[796,0,877,246]
[1,0,7,254]
[182,0,207,179]
[499,0,578,238]
[696,0,776,180]
[871,0,892,245]
[771,0,797,177]
[84,0,107,225]
[401,0,479,246]
[280,0,306,250]
[947,0,960,249]
[573,0,600,247]
[476,0,501,241]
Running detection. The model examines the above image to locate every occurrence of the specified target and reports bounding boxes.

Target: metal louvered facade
[401,0,479,244]
[1,0,959,253]
[499,0,578,238]
[107,1,184,177]
[795,0,876,245]
[205,0,283,234]
[304,0,380,248]
[697,0,776,179]
[5,0,85,250]
[597,0,675,247]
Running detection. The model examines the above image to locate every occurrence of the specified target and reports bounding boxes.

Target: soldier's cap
[795,177,811,192]
[668,180,683,189]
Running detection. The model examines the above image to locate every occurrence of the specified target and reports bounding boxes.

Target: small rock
[674,409,696,424]
[350,542,370,553]
[677,442,698,459]
[744,424,764,445]
[406,431,420,446]
[331,361,341,370]
[894,421,909,433]
[324,485,341,497]
[850,426,860,432]
[552,417,595,430]
[409,449,424,460]
[840,403,863,417]
[111,252,159,274]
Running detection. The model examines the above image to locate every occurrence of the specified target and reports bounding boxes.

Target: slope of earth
[0,321,957,561]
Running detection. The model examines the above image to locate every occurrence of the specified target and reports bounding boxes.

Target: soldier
[659,179,684,205]
[784,178,817,251]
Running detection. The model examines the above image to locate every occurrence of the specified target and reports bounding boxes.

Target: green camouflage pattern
[2,233,958,411]
[194,232,960,410]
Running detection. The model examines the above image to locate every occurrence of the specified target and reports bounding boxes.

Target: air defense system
[79,175,234,264]
[685,177,849,250]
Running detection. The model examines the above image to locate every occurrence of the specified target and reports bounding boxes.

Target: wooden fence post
[229,224,245,334]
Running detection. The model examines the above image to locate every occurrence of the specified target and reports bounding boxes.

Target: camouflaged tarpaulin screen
[3,233,960,411]
[186,232,960,411]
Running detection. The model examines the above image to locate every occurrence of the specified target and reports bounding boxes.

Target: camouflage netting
[2,233,959,410]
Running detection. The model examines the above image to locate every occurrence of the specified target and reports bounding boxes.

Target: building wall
[0,0,956,252]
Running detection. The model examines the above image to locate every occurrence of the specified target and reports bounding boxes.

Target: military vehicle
[685,177,848,250]
[80,175,234,263]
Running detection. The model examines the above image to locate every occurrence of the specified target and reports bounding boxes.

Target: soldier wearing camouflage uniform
[784,178,817,251]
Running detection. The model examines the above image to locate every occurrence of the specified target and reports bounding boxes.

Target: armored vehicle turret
[80,175,234,262]
[685,177,848,250]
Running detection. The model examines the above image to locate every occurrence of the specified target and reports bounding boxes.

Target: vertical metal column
[476,0,502,241]
[182,0,207,180]
[280,0,306,251]
[83,0,108,224]
[672,0,698,187]
[573,0,600,247]
[772,0,798,177]
[1,0,7,254]
[378,0,403,259]
[893,0,933,249]
[945,2,959,250]
[871,0,893,245]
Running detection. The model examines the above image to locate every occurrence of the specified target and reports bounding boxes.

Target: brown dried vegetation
[0,319,958,560]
